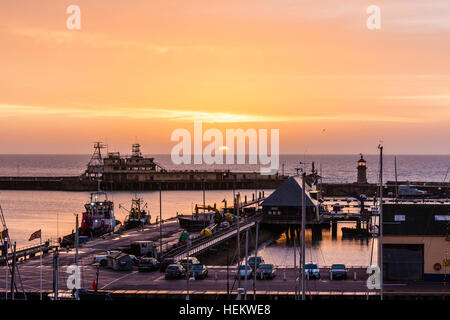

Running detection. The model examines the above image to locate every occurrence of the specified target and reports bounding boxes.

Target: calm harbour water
[0,154,446,266]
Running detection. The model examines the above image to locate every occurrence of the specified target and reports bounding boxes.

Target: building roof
[383,203,450,236]
[261,176,317,208]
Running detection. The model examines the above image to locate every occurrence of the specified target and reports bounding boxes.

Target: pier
[166,215,261,261]
[0,175,285,191]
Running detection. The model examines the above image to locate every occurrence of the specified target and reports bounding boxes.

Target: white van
[130,241,158,257]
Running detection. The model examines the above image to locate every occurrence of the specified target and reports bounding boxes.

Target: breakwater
[0,176,448,196]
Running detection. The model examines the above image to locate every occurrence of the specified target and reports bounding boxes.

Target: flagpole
[39,233,42,301]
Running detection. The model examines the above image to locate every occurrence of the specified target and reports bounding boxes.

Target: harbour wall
[0,176,447,197]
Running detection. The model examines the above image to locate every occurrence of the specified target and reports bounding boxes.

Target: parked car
[129,255,139,266]
[138,257,160,272]
[93,255,108,266]
[189,264,208,279]
[93,250,121,266]
[256,264,276,280]
[180,256,200,269]
[235,265,253,279]
[217,221,230,231]
[160,258,177,272]
[330,264,347,280]
[165,264,186,279]
[248,256,264,270]
[305,263,320,279]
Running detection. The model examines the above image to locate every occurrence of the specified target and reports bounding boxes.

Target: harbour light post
[301,171,306,301]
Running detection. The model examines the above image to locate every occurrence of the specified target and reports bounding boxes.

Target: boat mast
[378,144,384,300]
[87,141,105,183]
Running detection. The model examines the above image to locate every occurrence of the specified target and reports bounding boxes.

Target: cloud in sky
[0,104,429,124]
[1,0,449,153]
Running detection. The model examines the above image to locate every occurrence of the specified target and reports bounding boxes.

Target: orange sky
[0,0,449,154]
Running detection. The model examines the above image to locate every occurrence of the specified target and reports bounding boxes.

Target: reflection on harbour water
[0,189,266,247]
[256,222,378,267]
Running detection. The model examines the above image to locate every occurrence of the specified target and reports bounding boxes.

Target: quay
[1,262,448,300]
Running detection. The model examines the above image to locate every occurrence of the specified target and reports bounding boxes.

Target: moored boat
[80,192,119,237]
[121,197,151,230]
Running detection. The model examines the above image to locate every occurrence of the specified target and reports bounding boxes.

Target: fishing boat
[120,197,151,230]
[178,204,235,232]
[178,211,216,232]
[80,192,119,237]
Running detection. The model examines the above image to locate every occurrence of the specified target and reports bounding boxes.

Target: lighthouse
[357,154,367,184]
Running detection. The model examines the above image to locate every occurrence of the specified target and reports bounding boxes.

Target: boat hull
[178,216,210,232]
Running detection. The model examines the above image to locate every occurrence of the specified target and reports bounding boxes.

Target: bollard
[283,271,286,281]
[330,272,333,281]
[215,271,218,280]
[354,271,357,281]
[237,288,244,300]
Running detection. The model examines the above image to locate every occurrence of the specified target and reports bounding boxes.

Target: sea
[0,154,448,266]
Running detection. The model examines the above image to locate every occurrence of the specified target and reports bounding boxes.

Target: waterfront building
[261,176,320,225]
[382,203,450,281]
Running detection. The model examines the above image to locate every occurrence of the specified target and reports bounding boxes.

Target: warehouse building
[382,203,450,282]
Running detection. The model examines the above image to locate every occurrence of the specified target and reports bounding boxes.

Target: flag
[0,229,8,239]
[29,229,41,241]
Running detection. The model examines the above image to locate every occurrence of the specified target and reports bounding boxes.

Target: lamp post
[159,183,163,259]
